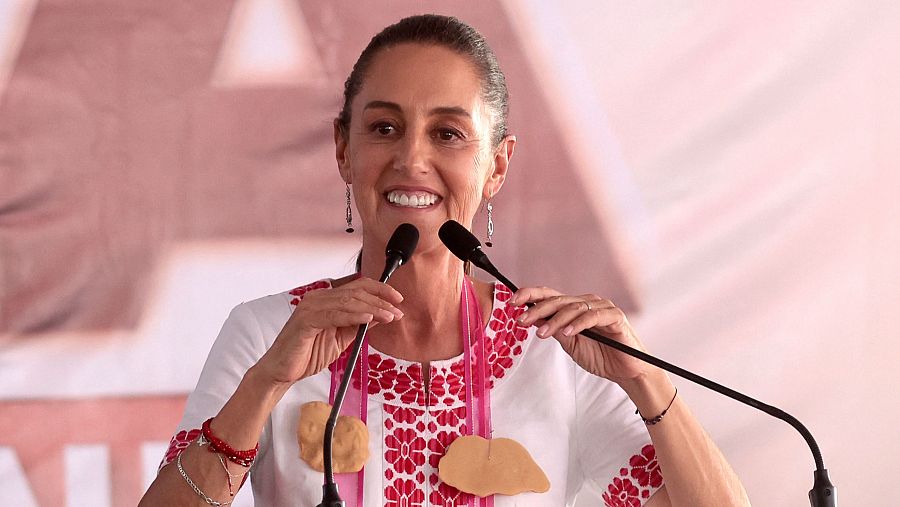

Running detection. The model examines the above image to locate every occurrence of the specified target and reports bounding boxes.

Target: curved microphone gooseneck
[318,223,419,507]
[438,219,836,507]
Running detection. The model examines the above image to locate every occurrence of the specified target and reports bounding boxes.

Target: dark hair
[337,14,509,147]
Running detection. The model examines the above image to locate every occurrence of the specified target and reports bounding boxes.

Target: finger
[346,277,404,305]
[515,295,564,325]
[304,288,401,323]
[306,308,375,330]
[590,298,616,310]
[561,307,629,338]
[509,286,561,307]
[534,300,593,338]
[338,288,404,319]
[517,293,613,326]
[327,297,399,324]
[517,294,583,326]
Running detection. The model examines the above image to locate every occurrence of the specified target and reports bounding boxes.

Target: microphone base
[317,483,345,507]
[808,469,836,507]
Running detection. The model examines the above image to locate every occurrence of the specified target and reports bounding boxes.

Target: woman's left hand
[511,287,651,385]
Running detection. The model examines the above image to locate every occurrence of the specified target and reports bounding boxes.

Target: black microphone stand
[468,247,836,507]
[318,225,417,507]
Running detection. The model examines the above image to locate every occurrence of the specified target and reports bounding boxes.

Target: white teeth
[387,190,438,207]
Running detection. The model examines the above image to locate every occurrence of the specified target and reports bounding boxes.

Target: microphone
[438,219,836,507]
[319,223,419,507]
[384,222,419,276]
[439,220,510,290]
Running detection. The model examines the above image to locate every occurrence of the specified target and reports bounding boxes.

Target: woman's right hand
[255,278,404,386]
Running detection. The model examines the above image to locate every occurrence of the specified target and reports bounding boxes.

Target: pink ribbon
[329,333,367,507]
[461,277,494,507]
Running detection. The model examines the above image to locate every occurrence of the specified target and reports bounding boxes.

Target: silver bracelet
[176,450,233,506]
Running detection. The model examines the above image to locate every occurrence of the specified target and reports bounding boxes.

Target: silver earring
[345,183,354,233]
[486,201,494,247]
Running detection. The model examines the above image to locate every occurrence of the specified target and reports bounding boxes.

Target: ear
[334,119,351,184]
[483,135,516,199]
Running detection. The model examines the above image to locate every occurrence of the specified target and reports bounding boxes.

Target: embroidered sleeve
[159,281,332,472]
[157,302,269,471]
[158,428,201,471]
[575,368,664,505]
[600,444,664,506]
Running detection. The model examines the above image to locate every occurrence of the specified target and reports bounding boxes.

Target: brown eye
[373,123,396,135]
[435,128,462,142]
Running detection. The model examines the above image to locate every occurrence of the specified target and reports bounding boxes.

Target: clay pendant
[438,435,550,497]
[296,401,369,473]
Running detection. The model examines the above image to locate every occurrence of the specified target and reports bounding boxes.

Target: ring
[584,301,592,312]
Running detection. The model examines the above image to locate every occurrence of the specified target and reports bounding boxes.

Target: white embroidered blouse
[160,280,664,506]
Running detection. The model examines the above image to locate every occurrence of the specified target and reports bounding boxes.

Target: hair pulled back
[337,14,509,147]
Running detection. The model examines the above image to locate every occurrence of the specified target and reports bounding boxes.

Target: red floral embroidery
[486,345,516,382]
[159,428,201,470]
[426,430,453,469]
[368,354,398,396]
[428,371,447,401]
[288,280,331,308]
[288,280,330,301]
[429,479,467,506]
[484,284,529,386]
[392,364,425,406]
[385,428,427,474]
[384,403,422,424]
[630,445,663,489]
[434,408,463,428]
[385,478,426,507]
[605,445,664,505]
[362,283,528,411]
[443,361,466,404]
[489,294,527,337]
[603,477,642,507]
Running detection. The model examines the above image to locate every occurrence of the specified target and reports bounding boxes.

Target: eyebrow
[363,100,471,119]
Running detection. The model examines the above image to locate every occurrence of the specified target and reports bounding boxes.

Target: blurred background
[1,0,897,505]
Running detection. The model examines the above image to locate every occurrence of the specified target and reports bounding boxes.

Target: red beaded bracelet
[200,417,259,467]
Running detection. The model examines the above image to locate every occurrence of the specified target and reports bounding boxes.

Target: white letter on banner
[65,444,111,507]
[0,446,38,507]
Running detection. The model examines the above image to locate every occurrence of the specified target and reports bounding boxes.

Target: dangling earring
[345,183,354,233]
[485,201,494,247]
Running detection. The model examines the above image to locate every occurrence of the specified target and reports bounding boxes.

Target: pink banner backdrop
[1,1,898,505]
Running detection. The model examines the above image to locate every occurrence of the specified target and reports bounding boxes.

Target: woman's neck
[358,243,468,362]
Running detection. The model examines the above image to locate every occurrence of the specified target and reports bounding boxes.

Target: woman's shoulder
[230,278,335,321]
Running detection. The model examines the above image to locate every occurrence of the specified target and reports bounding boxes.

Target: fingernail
[537,324,549,337]
[562,325,574,336]
[510,294,519,305]
[516,311,528,324]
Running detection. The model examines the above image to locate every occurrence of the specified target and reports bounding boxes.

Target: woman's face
[335,43,514,254]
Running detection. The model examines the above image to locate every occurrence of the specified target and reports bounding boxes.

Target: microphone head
[438,220,481,262]
[385,223,419,265]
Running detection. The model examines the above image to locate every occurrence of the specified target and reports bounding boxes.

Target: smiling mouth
[385,190,440,208]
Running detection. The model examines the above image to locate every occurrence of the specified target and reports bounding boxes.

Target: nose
[393,130,429,175]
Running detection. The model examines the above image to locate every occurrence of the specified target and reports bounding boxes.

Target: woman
[141,14,749,507]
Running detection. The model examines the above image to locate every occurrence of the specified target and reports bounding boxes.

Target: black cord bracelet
[636,387,678,426]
